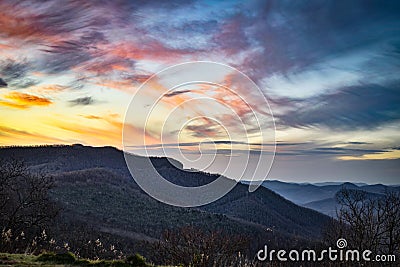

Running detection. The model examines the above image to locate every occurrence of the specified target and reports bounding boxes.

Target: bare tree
[0,159,59,252]
[380,191,400,255]
[324,188,400,256]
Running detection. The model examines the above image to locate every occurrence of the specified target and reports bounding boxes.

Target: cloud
[39,32,107,73]
[0,59,28,79]
[107,39,193,62]
[212,14,250,55]
[0,1,109,43]
[81,113,122,128]
[129,140,254,149]
[68,96,95,106]
[128,138,397,162]
[0,59,38,89]
[0,124,65,144]
[0,92,52,109]
[0,125,39,137]
[132,1,220,52]
[346,141,372,145]
[228,1,400,80]
[338,150,400,161]
[301,147,388,156]
[33,84,70,93]
[95,75,150,93]
[182,117,227,138]
[129,140,308,154]
[275,83,400,130]
[163,89,192,97]
[0,78,7,88]
[82,114,101,120]
[83,57,135,75]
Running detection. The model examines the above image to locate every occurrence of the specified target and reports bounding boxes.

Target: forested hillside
[0,145,330,263]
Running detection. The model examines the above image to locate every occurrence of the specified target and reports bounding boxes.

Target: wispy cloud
[33,84,70,93]
[275,83,400,130]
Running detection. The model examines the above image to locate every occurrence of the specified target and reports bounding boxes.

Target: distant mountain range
[0,145,331,259]
[311,182,369,187]
[257,180,400,217]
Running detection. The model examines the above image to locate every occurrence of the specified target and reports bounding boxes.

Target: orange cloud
[0,92,52,109]
[107,40,190,62]
[96,79,137,93]
[33,84,68,93]
[82,114,102,120]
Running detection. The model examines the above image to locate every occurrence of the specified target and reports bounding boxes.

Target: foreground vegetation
[0,252,148,266]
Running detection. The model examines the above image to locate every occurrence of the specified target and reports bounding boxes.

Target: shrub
[125,253,147,266]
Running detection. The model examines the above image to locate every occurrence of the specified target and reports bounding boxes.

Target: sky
[0,0,399,184]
